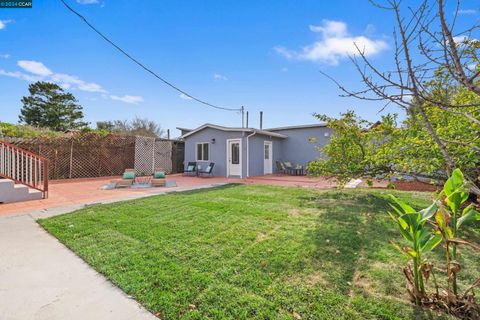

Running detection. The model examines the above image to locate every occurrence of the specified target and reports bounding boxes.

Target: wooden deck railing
[0,140,49,198]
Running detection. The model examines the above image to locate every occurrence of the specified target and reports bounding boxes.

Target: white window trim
[195,142,210,161]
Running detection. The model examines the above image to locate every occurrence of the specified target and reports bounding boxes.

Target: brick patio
[0,174,388,217]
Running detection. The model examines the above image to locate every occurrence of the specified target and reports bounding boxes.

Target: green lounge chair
[116,169,135,188]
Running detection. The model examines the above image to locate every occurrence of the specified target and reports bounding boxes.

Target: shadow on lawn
[167,183,242,196]
[299,191,393,292]
[299,191,451,319]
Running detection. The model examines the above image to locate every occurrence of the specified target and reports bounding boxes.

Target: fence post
[151,137,155,174]
[69,140,74,179]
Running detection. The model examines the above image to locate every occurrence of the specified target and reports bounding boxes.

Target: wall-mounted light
[211,138,216,144]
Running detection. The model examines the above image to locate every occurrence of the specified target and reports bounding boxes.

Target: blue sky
[1,0,478,136]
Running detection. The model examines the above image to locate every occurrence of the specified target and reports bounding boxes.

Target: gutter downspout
[246,130,257,178]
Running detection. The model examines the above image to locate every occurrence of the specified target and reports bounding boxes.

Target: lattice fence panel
[134,136,155,175]
[154,140,173,173]
[133,137,175,175]
[3,134,136,180]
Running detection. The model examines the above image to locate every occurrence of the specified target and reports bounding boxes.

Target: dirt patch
[256,232,268,242]
[348,270,372,297]
[283,271,328,287]
[288,207,319,217]
[305,271,327,286]
[394,181,439,192]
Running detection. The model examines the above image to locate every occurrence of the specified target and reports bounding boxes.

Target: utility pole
[241,106,245,128]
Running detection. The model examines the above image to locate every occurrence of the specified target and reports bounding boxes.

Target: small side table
[294,167,304,176]
[135,176,152,185]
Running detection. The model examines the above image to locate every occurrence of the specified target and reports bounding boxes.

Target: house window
[231,142,240,164]
[196,143,209,161]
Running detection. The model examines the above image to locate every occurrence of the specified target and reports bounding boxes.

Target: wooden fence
[3,133,184,180]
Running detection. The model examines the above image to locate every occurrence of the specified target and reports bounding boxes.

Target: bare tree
[323,0,480,194]
[96,117,165,138]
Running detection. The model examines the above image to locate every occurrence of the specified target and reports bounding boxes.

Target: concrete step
[0,179,15,191]
[0,178,43,204]
[27,188,43,201]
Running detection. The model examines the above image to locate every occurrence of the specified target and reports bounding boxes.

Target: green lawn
[39,185,479,319]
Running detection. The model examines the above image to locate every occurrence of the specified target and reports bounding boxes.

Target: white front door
[227,139,241,177]
[263,141,273,175]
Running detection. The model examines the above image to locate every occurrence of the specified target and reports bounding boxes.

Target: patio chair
[151,168,166,187]
[276,161,286,174]
[183,162,197,176]
[198,162,215,177]
[115,169,136,188]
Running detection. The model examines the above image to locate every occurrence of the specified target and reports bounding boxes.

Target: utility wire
[60,0,242,112]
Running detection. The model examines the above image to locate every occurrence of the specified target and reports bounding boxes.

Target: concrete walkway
[0,213,158,320]
[0,183,231,320]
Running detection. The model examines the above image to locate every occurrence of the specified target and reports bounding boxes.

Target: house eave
[266,123,328,131]
[180,123,287,139]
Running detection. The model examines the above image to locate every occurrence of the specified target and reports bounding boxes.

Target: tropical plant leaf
[421,234,442,253]
[435,209,454,240]
[443,169,469,213]
[407,249,418,258]
[419,201,439,223]
[399,212,421,232]
[457,204,480,229]
[398,221,413,241]
[444,168,464,196]
[389,195,416,214]
[418,227,431,247]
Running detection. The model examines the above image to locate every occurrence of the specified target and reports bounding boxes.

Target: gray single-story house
[179,123,332,178]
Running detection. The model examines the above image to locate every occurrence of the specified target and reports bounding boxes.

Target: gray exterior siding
[184,127,247,177]
[183,124,332,178]
[247,135,283,177]
[271,126,333,166]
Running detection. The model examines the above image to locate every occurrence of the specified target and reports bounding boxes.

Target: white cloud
[452,35,474,43]
[179,93,193,100]
[0,20,13,30]
[110,95,144,104]
[213,73,228,81]
[0,69,41,82]
[453,35,467,43]
[1,59,143,104]
[76,0,99,4]
[457,9,477,15]
[309,20,347,37]
[18,60,53,76]
[50,73,106,93]
[13,60,107,93]
[0,54,10,59]
[275,20,388,65]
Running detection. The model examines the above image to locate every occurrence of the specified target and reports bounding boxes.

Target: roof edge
[180,123,287,139]
[266,123,328,131]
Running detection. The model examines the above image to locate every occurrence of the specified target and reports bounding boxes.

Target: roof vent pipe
[246,111,249,128]
[260,111,263,130]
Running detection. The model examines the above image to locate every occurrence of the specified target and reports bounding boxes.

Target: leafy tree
[0,122,59,138]
[318,0,480,195]
[96,117,164,138]
[19,81,87,131]
[308,103,480,191]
